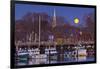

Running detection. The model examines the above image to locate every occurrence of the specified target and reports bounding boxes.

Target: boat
[45,47,57,54]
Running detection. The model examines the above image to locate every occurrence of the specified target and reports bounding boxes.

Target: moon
[74,18,79,24]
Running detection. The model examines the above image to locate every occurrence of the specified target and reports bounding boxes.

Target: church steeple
[52,8,57,28]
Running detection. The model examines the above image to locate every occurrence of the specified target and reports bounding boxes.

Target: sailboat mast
[39,15,41,48]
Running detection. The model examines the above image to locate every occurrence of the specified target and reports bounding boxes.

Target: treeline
[15,12,95,41]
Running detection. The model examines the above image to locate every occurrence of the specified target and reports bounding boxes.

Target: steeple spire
[52,8,56,28]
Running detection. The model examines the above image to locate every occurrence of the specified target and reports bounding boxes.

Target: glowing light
[80,31,82,35]
[74,18,79,24]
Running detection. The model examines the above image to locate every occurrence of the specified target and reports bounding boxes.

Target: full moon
[74,18,79,24]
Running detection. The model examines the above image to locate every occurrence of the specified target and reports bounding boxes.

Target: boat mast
[39,15,41,48]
